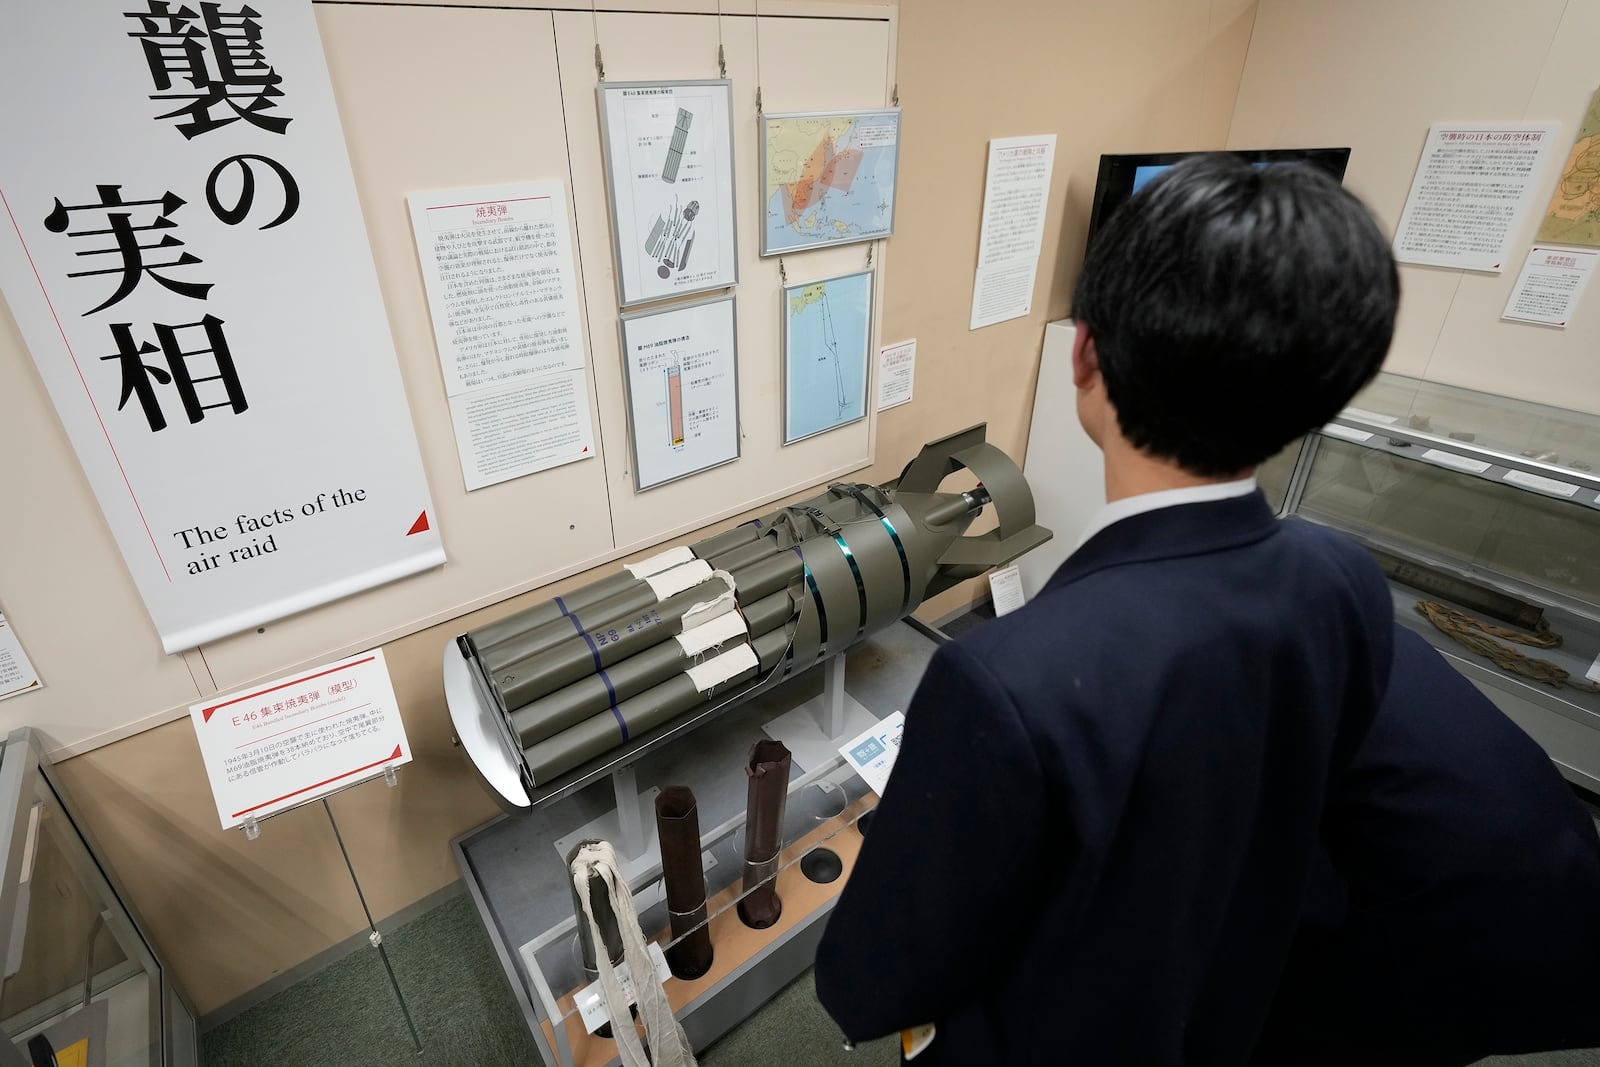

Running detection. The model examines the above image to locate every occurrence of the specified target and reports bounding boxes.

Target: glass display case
[1272,373,1600,787]
[0,729,198,1067]
[453,621,935,1067]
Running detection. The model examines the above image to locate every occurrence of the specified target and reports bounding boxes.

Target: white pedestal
[762,655,880,774]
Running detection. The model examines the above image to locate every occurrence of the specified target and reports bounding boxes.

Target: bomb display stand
[448,427,1050,1066]
[451,621,940,1067]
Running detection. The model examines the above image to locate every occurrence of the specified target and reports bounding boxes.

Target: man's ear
[1070,324,1099,390]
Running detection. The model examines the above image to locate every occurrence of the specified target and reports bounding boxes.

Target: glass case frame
[1270,373,1600,788]
[0,729,198,1067]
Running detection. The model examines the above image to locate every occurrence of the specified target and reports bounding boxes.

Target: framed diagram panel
[760,108,901,256]
[599,80,739,307]
[620,294,741,490]
[782,269,873,444]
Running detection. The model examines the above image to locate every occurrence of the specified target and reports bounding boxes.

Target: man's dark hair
[1070,154,1399,476]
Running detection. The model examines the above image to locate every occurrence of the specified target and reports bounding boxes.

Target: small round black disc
[801,847,843,884]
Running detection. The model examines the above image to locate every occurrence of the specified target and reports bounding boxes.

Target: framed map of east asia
[760,108,901,256]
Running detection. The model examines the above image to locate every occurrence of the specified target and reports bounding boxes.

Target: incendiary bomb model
[445,424,1051,810]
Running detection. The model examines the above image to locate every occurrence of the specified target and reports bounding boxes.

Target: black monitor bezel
[1084,147,1353,244]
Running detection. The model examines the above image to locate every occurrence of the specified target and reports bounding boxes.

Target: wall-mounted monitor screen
[1084,147,1352,249]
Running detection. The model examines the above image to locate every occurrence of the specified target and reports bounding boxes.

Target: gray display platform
[452,620,943,1067]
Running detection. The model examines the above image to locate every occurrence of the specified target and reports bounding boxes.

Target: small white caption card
[0,612,41,702]
[576,942,671,1033]
[877,338,916,410]
[839,711,905,797]
[1502,246,1598,328]
[989,563,1027,616]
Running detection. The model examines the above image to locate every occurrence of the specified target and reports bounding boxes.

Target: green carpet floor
[201,890,1600,1067]
[200,890,896,1067]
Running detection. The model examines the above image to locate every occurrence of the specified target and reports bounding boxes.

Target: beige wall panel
[0,300,203,754]
[1228,0,1570,386]
[193,5,620,694]
[1425,1,1600,413]
[552,10,889,552]
[876,0,1259,628]
[52,717,368,1015]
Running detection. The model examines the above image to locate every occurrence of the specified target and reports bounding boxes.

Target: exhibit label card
[0,1,444,653]
[408,182,596,490]
[988,563,1027,616]
[0,612,41,702]
[877,338,916,410]
[190,649,412,830]
[620,295,740,490]
[971,134,1057,330]
[839,711,905,797]
[1392,123,1559,272]
[575,943,671,1033]
[1502,245,1598,327]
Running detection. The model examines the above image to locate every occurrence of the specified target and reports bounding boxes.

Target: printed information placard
[1392,123,1559,272]
[408,181,596,490]
[190,649,412,829]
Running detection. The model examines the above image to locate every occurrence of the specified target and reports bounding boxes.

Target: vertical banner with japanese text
[0,1,443,653]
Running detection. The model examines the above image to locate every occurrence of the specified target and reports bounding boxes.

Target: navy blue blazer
[1255,625,1600,1063]
[815,492,1395,1066]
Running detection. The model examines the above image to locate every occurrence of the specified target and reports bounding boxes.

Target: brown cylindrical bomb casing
[736,739,792,930]
[566,839,625,978]
[654,787,714,980]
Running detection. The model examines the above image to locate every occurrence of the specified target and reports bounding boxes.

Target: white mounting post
[612,765,646,860]
[816,654,848,740]
[242,815,261,841]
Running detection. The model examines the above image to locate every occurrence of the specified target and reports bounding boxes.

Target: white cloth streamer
[644,559,714,602]
[570,841,697,1067]
[680,569,738,630]
[686,642,760,694]
[624,545,696,579]
[675,609,749,657]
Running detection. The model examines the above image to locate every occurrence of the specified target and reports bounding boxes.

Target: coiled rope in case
[571,841,698,1067]
[1415,600,1600,694]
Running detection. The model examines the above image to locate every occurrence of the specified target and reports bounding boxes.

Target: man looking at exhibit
[816,154,1600,1064]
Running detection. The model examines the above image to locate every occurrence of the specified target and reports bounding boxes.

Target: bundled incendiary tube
[509,590,798,749]
[450,425,1053,806]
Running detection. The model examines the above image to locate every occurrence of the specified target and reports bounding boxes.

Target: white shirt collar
[1075,477,1258,549]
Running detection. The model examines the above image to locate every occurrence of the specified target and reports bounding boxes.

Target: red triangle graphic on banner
[407,511,430,536]
[583,446,590,453]
[203,706,218,723]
